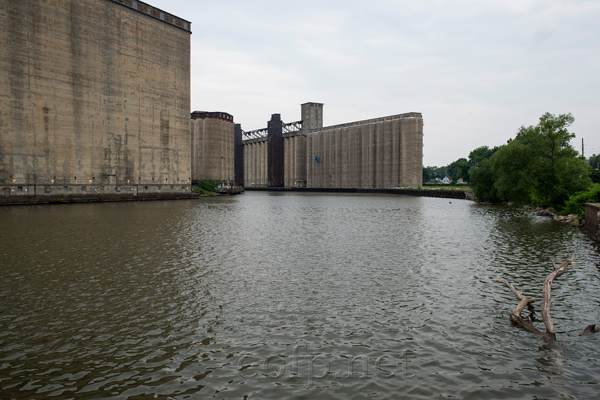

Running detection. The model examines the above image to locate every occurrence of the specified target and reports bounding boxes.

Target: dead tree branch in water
[495,278,540,337]
[496,256,598,346]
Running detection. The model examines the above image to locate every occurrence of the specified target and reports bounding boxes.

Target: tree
[468,146,497,168]
[591,169,600,184]
[492,113,591,208]
[468,146,499,202]
[562,183,600,219]
[422,166,447,183]
[422,166,434,183]
[589,154,600,183]
[447,158,469,182]
[493,137,540,204]
[588,154,600,170]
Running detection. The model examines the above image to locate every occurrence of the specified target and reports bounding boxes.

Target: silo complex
[241,103,423,189]
[0,0,423,202]
[0,0,191,200]
[191,112,235,184]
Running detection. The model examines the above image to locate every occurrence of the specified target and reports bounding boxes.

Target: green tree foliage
[492,113,591,209]
[422,166,433,183]
[590,169,600,184]
[423,166,447,183]
[589,154,600,183]
[193,180,217,195]
[468,146,497,168]
[447,158,469,182]
[562,183,600,219]
[589,154,600,170]
[468,146,499,202]
[493,137,540,205]
[427,113,594,214]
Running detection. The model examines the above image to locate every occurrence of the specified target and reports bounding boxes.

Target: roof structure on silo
[109,0,191,33]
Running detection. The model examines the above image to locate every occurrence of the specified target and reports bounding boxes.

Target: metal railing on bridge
[242,120,303,141]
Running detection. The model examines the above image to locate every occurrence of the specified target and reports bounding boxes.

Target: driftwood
[496,256,597,346]
[582,323,599,335]
[495,278,540,336]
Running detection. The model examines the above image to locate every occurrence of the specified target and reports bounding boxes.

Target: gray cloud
[152,0,600,164]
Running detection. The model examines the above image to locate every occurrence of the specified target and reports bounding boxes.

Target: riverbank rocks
[523,206,583,227]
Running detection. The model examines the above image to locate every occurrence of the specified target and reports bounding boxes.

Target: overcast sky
[150,0,600,166]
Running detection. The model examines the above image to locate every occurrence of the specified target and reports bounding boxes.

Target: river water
[1,192,599,399]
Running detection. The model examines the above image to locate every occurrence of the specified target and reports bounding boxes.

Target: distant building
[191,111,235,185]
[0,0,191,200]
[240,103,424,189]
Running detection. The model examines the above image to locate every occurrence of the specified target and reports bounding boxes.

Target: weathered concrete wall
[585,203,600,241]
[191,113,234,183]
[244,138,268,187]
[0,0,191,199]
[283,134,306,187]
[241,105,423,190]
[301,102,323,132]
[306,114,423,189]
[400,117,424,187]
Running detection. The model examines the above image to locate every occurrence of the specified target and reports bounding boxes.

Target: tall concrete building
[241,103,423,189]
[0,0,191,200]
[190,111,235,184]
[243,133,269,188]
[306,109,424,189]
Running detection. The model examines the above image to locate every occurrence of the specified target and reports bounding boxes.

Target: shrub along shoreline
[427,113,600,222]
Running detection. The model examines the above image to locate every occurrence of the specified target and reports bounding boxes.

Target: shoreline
[244,187,475,200]
[0,192,219,206]
[0,187,473,206]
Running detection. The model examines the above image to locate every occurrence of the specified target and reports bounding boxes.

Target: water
[1,192,599,399]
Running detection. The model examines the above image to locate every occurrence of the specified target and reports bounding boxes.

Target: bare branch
[541,259,574,344]
[498,256,597,345]
[581,324,599,336]
[495,278,526,300]
[496,278,540,336]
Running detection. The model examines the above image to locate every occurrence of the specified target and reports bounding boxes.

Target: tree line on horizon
[423,112,600,219]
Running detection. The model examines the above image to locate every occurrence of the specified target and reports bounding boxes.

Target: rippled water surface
[1,192,600,399]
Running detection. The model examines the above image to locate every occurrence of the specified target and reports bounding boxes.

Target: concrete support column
[262,141,268,186]
[383,121,392,188]
[296,135,306,187]
[319,131,325,188]
[284,137,291,187]
[376,124,384,188]
[340,128,348,188]
[258,142,262,186]
[400,118,423,187]
[391,119,400,187]
[243,144,248,186]
[369,125,376,188]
